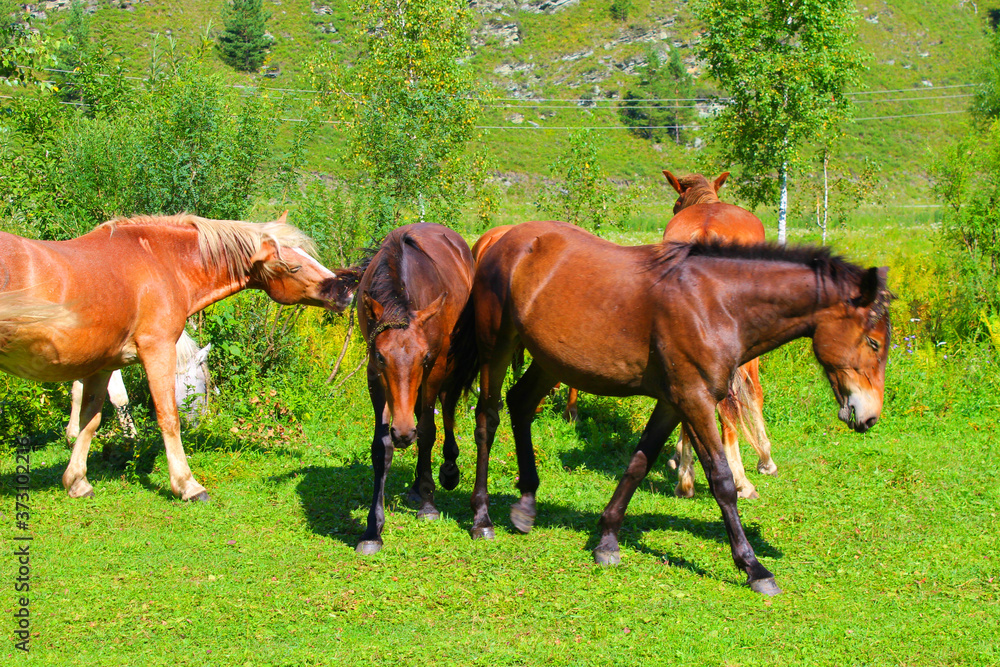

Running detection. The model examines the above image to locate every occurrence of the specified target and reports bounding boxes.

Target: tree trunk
[821,150,829,245]
[777,162,788,244]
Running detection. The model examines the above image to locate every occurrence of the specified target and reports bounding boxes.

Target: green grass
[3,222,999,665]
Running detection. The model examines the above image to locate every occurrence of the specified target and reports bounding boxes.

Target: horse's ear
[662,170,684,194]
[276,210,288,225]
[195,344,211,365]
[413,293,447,327]
[858,266,889,307]
[714,172,730,191]
[362,293,384,323]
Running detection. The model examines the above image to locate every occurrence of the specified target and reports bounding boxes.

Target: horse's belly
[0,326,136,382]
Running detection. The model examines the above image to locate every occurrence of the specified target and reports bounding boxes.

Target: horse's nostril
[864,416,878,430]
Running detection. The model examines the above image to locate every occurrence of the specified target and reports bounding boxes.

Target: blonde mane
[99,213,318,280]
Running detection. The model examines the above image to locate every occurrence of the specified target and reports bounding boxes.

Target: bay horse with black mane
[662,169,776,499]
[0,213,360,501]
[468,220,891,594]
[354,222,476,555]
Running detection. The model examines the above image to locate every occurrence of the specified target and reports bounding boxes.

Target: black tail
[447,293,479,397]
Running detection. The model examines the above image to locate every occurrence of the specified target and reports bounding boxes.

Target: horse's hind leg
[62,372,112,498]
[107,370,138,438]
[66,380,84,446]
[506,361,559,534]
[140,342,208,501]
[743,360,776,475]
[672,427,696,498]
[358,364,394,555]
[595,401,679,564]
[718,398,758,500]
[438,387,461,491]
[563,387,579,422]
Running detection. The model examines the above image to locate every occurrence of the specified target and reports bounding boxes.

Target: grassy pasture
[2,219,998,665]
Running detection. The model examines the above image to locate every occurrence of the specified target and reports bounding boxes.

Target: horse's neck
[131,227,250,316]
[681,190,721,208]
[729,263,832,362]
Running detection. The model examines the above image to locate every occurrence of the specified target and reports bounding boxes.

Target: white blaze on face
[287,247,336,278]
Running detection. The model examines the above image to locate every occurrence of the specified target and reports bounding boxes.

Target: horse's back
[471,224,515,267]
[663,203,765,244]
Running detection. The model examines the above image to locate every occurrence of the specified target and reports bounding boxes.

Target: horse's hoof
[673,483,695,499]
[356,540,383,555]
[416,507,440,521]
[593,549,621,566]
[470,526,495,540]
[509,503,536,534]
[738,488,760,500]
[187,490,210,503]
[439,462,460,491]
[758,462,778,476]
[80,489,95,499]
[563,408,577,423]
[749,577,782,596]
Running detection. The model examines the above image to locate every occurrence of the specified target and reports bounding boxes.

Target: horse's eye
[423,354,433,367]
[289,265,302,274]
[375,351,386,366]
[866,336,880,352]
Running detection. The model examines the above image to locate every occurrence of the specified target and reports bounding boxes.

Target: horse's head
[812,266,892,433]
[175,342,211,423]
[663,169,729,215]
[250,240,359,312]
[363,292,447,448]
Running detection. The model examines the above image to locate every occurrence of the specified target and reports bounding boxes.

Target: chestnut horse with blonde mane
[0,213,359,501]
[468,220,891,594]
[661,169,776,500]
[355,223,477,555]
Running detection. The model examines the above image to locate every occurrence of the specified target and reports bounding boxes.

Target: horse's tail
[447,293,479,397]
[728,364,771,460]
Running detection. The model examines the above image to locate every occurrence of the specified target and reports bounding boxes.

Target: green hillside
[29,0,1000,207]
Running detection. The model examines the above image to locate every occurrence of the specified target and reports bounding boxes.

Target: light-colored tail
[728,366,776,475]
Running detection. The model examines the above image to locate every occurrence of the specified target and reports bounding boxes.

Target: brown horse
[355,223,476,555]
[0,213,359,501]
[662,169,776,499]
[471,224,579,422]
[468,221,891,595]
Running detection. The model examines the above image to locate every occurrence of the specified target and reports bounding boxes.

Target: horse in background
[354,222,477,555]
[471,225,580,422]
[468,220,892,594]
[65,330,212,443]
[661,169,777,499]
[0,212,360,502]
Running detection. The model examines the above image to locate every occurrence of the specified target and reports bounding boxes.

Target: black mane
[354,233,428,343]
[649,240,892,324]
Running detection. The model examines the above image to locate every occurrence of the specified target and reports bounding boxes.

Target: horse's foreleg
[66,380,84,446]
[410,374,444,521]
[506,361,558,534]
[358,365,393,555]
[595,401,679,564]
[683,393,780,595]
[107,370,138,438]
[438,387,461,491]
[62,372,112,498]
[140,344,208,501]
[470,339,515,541]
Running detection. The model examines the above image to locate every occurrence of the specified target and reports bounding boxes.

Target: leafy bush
[609,0,633,22]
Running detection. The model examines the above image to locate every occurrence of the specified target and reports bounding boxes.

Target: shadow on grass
[279,459,782,584]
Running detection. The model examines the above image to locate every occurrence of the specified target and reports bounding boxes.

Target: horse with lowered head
[468,220,891,595]
[0,212,360,502]
[354,222,477,555]
[661,169,776,500]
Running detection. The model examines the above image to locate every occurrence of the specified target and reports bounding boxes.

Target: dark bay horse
[469,221,891,594]
[355,223,476,555]
[0,213,359,501]
[472,224,579,422]
[662,169,776,499]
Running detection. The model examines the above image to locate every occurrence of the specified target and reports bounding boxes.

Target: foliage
[310,0,490,236]
[619,47,695,145]
[696,0,865,241]
[609,0,633,22]
[794,152,883,241]
[972,25,1000,123]
[216,0,272,72]
[535,129,638,232]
